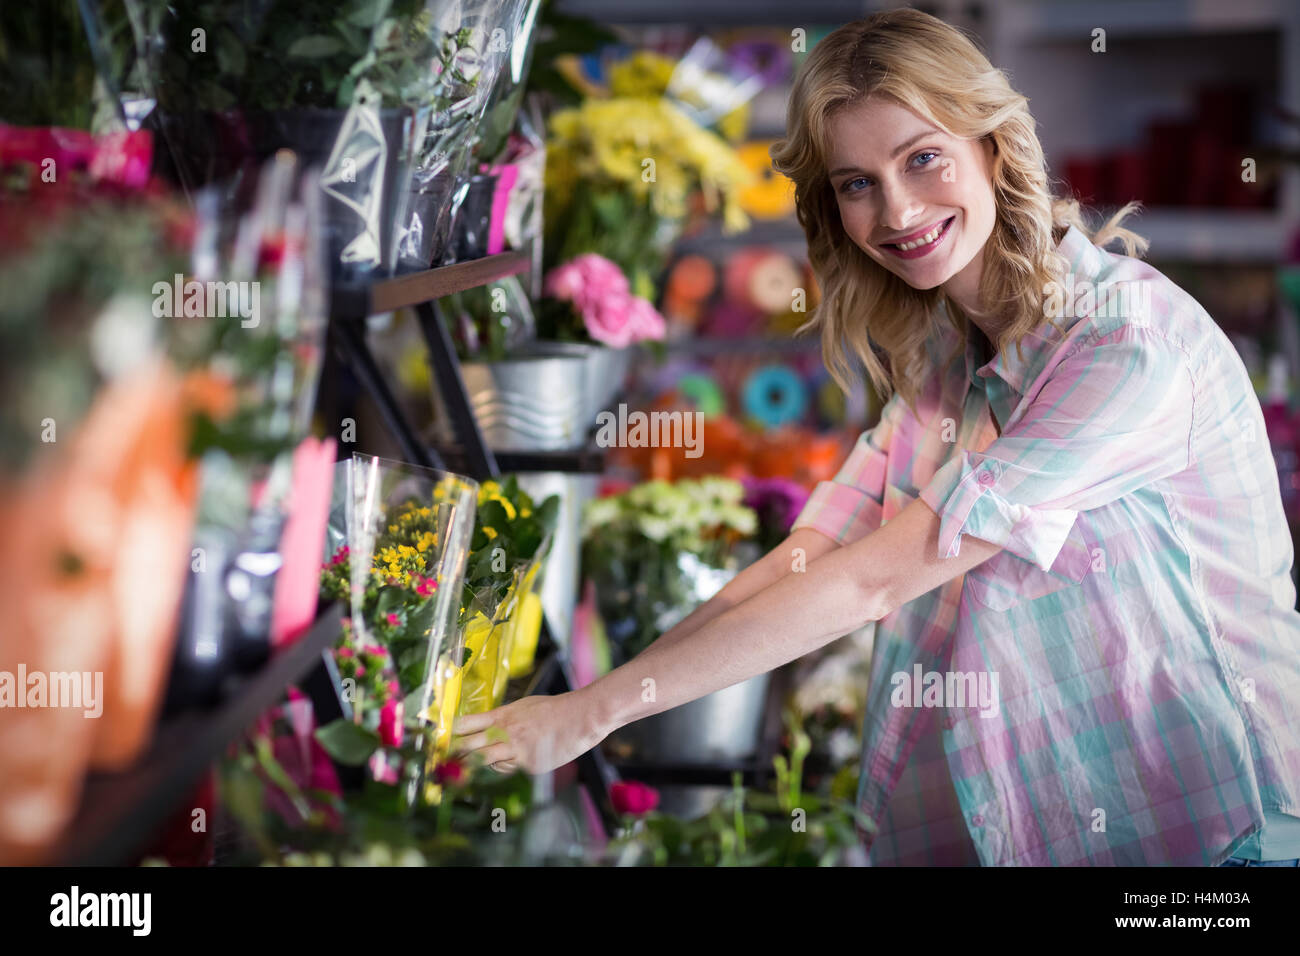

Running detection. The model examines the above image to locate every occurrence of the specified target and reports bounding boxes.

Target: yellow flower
[608,51,676,98]
[490,495,517,521]
[482,526,498,540]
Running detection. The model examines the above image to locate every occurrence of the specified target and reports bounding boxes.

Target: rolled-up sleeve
[792,390,909,545]
[918,326,1195,571]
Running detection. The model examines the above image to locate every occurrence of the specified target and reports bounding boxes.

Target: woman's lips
[880,216,955,260]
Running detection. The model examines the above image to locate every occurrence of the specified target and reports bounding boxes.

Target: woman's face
[826,96,997,305]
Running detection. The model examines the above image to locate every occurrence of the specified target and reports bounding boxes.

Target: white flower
[827,727,861,765]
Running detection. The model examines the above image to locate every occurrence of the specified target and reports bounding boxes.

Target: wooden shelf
[54,604,343,866]
[330,249,533,318]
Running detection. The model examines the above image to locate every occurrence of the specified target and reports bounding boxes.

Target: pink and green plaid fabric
[793,225,1300,865]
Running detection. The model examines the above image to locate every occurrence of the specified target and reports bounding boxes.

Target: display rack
[326,246,622,836]
[52,248,624,866]
[55,604,344,866]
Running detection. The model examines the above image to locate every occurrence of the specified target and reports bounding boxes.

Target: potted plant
[582,477,772,766]
[104,0,448,280]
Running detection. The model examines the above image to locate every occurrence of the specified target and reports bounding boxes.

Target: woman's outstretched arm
[453,498,1001,773]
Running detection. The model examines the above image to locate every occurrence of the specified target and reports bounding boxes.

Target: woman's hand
[451,691,606,775]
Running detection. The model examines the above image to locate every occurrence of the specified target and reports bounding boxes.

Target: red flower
[385,613,400,627]
[434,759,466,785]
[378,698,404,747]
[611,781,659,816]
[336,646,354,659]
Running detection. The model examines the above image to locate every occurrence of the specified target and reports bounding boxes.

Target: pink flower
[369,750,399,785]
[336,646,354,659]
[544,260,586,303]
[624,294,667,343]
[545,253,629,314]
[387,680,400,695]
[379,698,405,747]
[582,293,640,348]
[434,759,466,785]
[611,780,660,816]
[386,613,400,627]
[355,665,366,677]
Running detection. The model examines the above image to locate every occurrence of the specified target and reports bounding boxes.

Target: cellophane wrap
[322,454,478,797]
[398,0,541,269]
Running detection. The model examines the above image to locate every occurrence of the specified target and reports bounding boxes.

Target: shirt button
[972,813,984,826]
[977,471,996,486]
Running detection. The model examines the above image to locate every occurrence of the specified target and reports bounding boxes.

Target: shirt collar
[962,224,1097,396]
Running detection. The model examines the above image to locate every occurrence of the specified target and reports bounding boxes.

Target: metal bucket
[440,343,631,451]
[606,671,772,765]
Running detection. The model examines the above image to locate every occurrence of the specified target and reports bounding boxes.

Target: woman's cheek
[838,199,875,248]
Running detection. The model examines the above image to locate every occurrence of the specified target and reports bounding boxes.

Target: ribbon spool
[736,140,796,220]
[725,246,803,316]
[810,366,868,427]
[663,254,718,327]
[742,364,808,429]
[676,372,726,418]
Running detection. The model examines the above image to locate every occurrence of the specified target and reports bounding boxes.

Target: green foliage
[315,719,382,766]
[0,1,98,127]
[127,0,448,111]
[581,477,757,660]
[460,475,559,626]
[607,711,876,866]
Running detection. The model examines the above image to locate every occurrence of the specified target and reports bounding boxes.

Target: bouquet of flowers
[539,252,666,350]
[0,135,329,862]
[456,476,559,716]
[317,455,479,803]
[581,476,757,663]
[543,46,755,300]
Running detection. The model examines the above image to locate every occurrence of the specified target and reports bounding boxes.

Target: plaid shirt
[793,225,1300,865]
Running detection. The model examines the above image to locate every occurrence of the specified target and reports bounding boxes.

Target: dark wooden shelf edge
[433,444,609,474]
[54,604,343,866]
[330,250,533,318]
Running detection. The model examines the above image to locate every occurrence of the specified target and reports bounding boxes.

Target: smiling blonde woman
[455,9,1300,867]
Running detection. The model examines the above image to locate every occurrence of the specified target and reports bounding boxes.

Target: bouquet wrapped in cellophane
[319,454,478,804]
[454,476,558,721]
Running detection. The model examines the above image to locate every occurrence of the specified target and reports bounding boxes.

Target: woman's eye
[912,150,939,168]
[841,176,872,194]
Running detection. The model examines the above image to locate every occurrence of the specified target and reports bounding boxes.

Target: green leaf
[402,598,435,644]
[478,499,509,530]
[215,29,246,77]
[374,586,404,616]
[534,494,561,534]
[288,35,346,59]
[345,0,391,28]
[315,719,382,766]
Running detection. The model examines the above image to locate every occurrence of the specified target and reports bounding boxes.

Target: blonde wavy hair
[771,9,1147,409]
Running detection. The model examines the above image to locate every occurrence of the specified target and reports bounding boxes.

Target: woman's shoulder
[1067,236,1216,364]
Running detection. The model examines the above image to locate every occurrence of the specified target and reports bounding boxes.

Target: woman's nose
[878,179,925,234]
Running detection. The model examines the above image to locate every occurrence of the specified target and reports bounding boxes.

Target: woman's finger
[450,729,496,755]
[452,710,498,735]
[475,742,514,769]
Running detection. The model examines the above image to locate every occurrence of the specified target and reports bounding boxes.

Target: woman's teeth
[895,223,944,250]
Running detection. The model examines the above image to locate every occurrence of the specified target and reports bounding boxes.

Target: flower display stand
[322,245,622,836]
